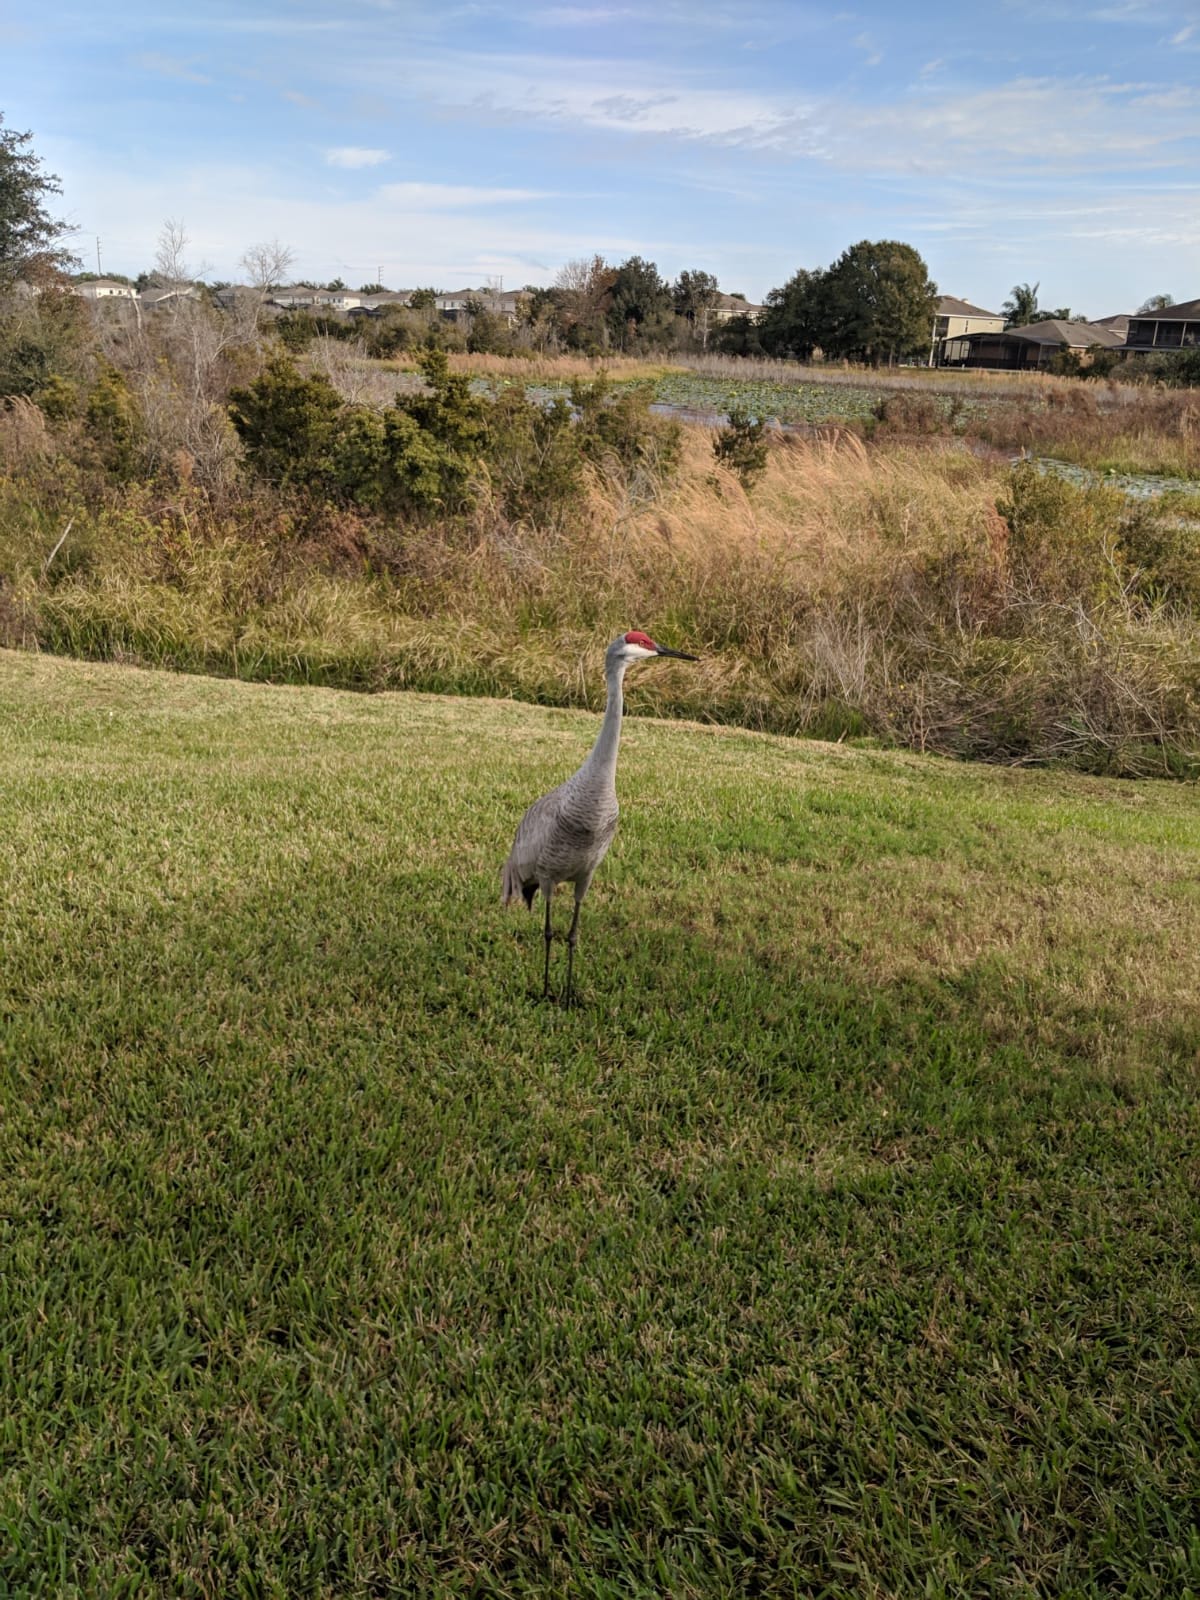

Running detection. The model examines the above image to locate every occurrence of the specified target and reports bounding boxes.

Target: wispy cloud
[395,50,1199,173]
[325,146,391,167]
[133,52,212,85]
[853,31,883,65]
[537,5,638,21]
[377,181,553,206]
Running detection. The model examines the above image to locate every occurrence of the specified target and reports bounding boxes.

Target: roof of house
[1006,319,1126,348]
[1131,296,1200,321]
[1091,313,1131,333]
[937,295,1001,318]
[712,292,763,313]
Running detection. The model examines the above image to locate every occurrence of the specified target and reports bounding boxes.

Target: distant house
[931,296,1004,364]
[1122,297,1200,355]
[711,292,764,325]
[267,287,364,311]
[1091,313,1131,340]
[942,318,1125,371]
[435,288,528,325]
[352,291,415,316]
[74,278,136,301]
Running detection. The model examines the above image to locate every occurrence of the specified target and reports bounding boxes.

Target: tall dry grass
[680,352,1068,399]
[440,352,678,382]
[13,425,1195,774]
[972,384,1200,476]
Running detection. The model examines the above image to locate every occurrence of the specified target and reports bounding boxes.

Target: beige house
[268,287,365,311]
[435,288,528,325]
[74,278,137,301]
[710,292,764,325]
[931,296,1004,365]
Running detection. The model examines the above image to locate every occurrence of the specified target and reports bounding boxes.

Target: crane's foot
[526,983,585,1008]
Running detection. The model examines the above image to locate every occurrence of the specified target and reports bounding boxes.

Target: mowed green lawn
[2,650,1198,1599]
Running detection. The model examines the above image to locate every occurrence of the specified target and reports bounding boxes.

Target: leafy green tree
[712,311,765,357]
[0,114,76,287]
[1002,281,1040,328]
[1137,293,1174,313]
[408,287,437,313]
[759,267,827,361]
[606,256,674,351]
[358,282,386,295]
[466,309,512,354]
[818,240,938,365]
[0,288,91,398]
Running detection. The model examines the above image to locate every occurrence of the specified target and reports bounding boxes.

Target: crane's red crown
[624,630,656,650]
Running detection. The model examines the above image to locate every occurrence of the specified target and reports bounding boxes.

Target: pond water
[1021,455,1199,502]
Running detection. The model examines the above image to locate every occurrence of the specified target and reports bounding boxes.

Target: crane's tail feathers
[501,856,534,909]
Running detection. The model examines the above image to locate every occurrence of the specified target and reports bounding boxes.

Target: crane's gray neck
[583,657,626,784]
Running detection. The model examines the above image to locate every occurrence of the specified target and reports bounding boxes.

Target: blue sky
[4,0,1198,314]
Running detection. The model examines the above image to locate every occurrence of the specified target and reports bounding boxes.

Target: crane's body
[501,631,696,1002]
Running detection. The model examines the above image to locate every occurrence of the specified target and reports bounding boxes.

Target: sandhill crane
[501,630,698,1003]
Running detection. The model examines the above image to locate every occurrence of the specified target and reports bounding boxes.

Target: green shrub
[1120,500,1200,609]
[570,374,681,478]
[0,290,92,399]
[999,463,1126,610]
[230,347,489,516]
[229,357,344,490]
[713,404,769,488]
[466,310,514,355]
[36,373,79,420]
[84,368,139,479]
[482,390,584,524]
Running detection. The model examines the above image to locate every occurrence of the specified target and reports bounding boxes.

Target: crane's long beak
[654,644,699,661]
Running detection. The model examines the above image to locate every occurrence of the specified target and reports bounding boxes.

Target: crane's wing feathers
[501,780,618,906]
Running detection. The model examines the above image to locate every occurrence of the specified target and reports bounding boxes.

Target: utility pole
[96,236,103,275]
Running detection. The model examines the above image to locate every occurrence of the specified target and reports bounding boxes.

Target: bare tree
[111,220,278,490]
[554,254,614,347]
[152,219,201,293]
[240,238,295,304]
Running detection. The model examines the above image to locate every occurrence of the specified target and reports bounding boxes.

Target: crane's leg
[541,885,554,999]
[564,882,587,1006]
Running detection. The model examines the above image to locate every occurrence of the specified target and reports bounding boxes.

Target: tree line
[0,112,1185,374]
